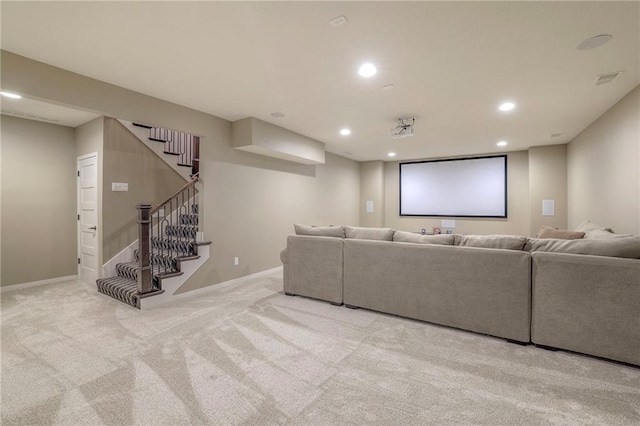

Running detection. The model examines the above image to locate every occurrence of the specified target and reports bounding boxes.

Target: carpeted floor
[1,269,639,425]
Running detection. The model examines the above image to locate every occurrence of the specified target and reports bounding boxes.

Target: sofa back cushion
[345,226,395,241]
[536,225,585,240]
[526,236,640,259]
[456,235,527,251]
[294,223,345,238]
[393,231,455,245]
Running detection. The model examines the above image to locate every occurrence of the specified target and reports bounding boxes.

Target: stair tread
[163,151,180,156]
[96,276,139,308]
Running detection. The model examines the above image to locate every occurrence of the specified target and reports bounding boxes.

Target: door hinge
[77,171,80,177]
[77,214,80,220]
[78,258,81,264]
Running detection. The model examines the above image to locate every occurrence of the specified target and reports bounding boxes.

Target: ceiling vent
[390,118,415,139]
[595,71,624,86]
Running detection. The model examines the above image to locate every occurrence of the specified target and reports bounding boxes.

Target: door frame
[77,152,100,284]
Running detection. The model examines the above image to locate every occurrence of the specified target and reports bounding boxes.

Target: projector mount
[390,118,415,139]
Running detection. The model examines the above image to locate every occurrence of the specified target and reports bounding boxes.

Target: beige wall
[102,117,186,261]
[1,115,77,286]
[384,151,530,236]
[528,145,567,236]
[178,151,359,293]
[568,85,640,235]
[1,51,360,292]
[359,161,385,227]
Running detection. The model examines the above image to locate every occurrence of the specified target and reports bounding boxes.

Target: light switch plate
[112,182,128,192]
[441,219,456,228]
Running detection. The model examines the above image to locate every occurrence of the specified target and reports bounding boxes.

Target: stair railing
[144,125,200,176]
[136,174,199,295]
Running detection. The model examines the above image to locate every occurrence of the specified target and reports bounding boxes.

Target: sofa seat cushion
[294,223,345,238]
[456,234,527,250]
[345,226,395,241]
[526,236,640,259]
[393,231,455,245]
[536,225,585,240]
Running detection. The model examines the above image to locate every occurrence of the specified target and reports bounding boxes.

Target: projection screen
[399,155,507,217]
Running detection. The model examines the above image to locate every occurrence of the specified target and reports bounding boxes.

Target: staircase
[96,124,210,309]
[121,121,200,181]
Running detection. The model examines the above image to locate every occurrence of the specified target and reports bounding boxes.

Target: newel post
[136,203,153,294]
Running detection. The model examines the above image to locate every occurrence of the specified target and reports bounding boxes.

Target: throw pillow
[586,228,634,240]
[393,231,455,245]
[345,226,395,241]
[575,220,613,234]
[525,236,640,259]
[536,225,585,240]
[294,223,345,238]
[455,235,527,251]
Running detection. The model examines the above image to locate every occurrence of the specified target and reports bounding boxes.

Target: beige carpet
[1,269,639,425]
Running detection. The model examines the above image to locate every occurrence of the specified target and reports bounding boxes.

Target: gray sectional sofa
[280,223,640,366]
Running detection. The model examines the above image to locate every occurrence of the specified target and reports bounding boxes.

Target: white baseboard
[1,275,78,292]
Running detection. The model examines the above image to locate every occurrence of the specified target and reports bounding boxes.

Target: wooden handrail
[137,173,200,295]
[150,174,199,215]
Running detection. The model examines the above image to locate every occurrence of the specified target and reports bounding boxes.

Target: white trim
[102,240,138,278]
[1,275,78,292]
[77,152,99,284]
[77,151,98,161]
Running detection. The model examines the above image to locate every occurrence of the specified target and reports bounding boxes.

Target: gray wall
[568,85,640,234]
[528,144,568,236]
[1,115,77,286]
[359,161,385,228]
[1,51,360,291]
[383,151,531,236]
[102,117,186,261]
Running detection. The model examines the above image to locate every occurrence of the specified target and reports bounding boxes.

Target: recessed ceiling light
[388,152,397,157]
[497,141,508,147]
[498,102,515,112]
[358,63,377,78]
[270,112,285,118]
[577,34,613,51]
[1,91,22,99]
[340,128,351,136]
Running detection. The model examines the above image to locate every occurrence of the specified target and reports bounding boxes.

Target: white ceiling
[1,1,638,162]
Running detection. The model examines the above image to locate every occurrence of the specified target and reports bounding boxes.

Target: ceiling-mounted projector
[390,118,415,139]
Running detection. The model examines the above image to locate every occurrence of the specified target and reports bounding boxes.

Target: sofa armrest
[284,235,344,304]
[532,252,640,365]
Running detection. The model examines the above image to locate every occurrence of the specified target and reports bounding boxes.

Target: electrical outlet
[234,257,239,266]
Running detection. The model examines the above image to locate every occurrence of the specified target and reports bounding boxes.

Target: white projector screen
[399,155,507,217]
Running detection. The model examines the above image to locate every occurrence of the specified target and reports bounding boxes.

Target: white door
[77,153,99,284]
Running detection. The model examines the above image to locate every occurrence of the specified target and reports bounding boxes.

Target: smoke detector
[390,118,415,139]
